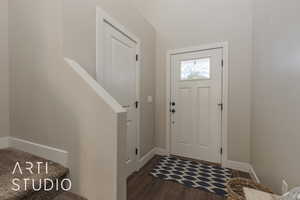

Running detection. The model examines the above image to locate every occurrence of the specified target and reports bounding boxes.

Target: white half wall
[8,1,128,198]
[62,0,156,158]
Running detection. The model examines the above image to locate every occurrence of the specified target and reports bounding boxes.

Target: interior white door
[103,22,138,176]
[170,48,223,163]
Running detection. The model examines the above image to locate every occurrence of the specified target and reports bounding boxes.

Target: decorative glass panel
[180,58,210,80]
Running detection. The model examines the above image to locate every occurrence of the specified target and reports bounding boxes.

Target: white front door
[170,48,223,163]
[102,21,138,176]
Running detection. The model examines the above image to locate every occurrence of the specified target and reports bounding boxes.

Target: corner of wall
[0,0,10,139]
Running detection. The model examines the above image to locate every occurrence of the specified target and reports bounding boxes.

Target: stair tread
[0,148,69,200]
[53,192,87,200]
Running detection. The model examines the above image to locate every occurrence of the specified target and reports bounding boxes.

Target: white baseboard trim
[0,137,10,149]
[138,148,157,170]
[225,160,260,183]
[155,148,169,156]
[9,137,68,167]
[224,160,251,172]
[138,148,169,170]
[249,165,260,183]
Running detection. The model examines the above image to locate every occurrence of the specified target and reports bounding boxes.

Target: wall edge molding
[138,148,157,170]
[224,160,251,172]
[225,160,260,183]
[8,137,68,167]
[155,148,169,156]
[0,137,10,149]
[249,165,260,183]
[138,148,169,170]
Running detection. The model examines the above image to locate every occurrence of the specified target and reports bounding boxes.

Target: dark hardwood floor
[127,155,251,200]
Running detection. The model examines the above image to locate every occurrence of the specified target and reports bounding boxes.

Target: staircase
[0,148,87,200]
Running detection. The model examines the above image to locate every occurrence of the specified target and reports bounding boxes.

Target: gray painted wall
[9,1,127,198]
[7,0,300,194]
[251,0,300,193]
[62,0,156,157]
[132,0,253,163]
[9,0,156,159]
[0,0,9,138]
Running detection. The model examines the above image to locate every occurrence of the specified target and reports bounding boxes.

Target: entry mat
[150,156,232,196]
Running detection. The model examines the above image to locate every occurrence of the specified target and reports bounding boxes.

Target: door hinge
[135,148,139,155]
[135,101,139,109]
[221,59,224,67]
[218,103,223,111]
[136,54,139,61]
[220,148,223,155]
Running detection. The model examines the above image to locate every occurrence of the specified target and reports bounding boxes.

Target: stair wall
[8,1,127,199]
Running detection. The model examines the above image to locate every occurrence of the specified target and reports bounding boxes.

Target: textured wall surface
[9,0,156,159]
[9,1,127,198]
[132,0,253,162]
[62,0,156,157]
[0,0,9,138]
[251,0,300,193]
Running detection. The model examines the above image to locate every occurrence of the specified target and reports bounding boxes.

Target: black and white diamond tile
[150,156,232,196]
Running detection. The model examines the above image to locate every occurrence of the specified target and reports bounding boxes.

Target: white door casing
[170,48,223,163]
[97,8,141,177]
